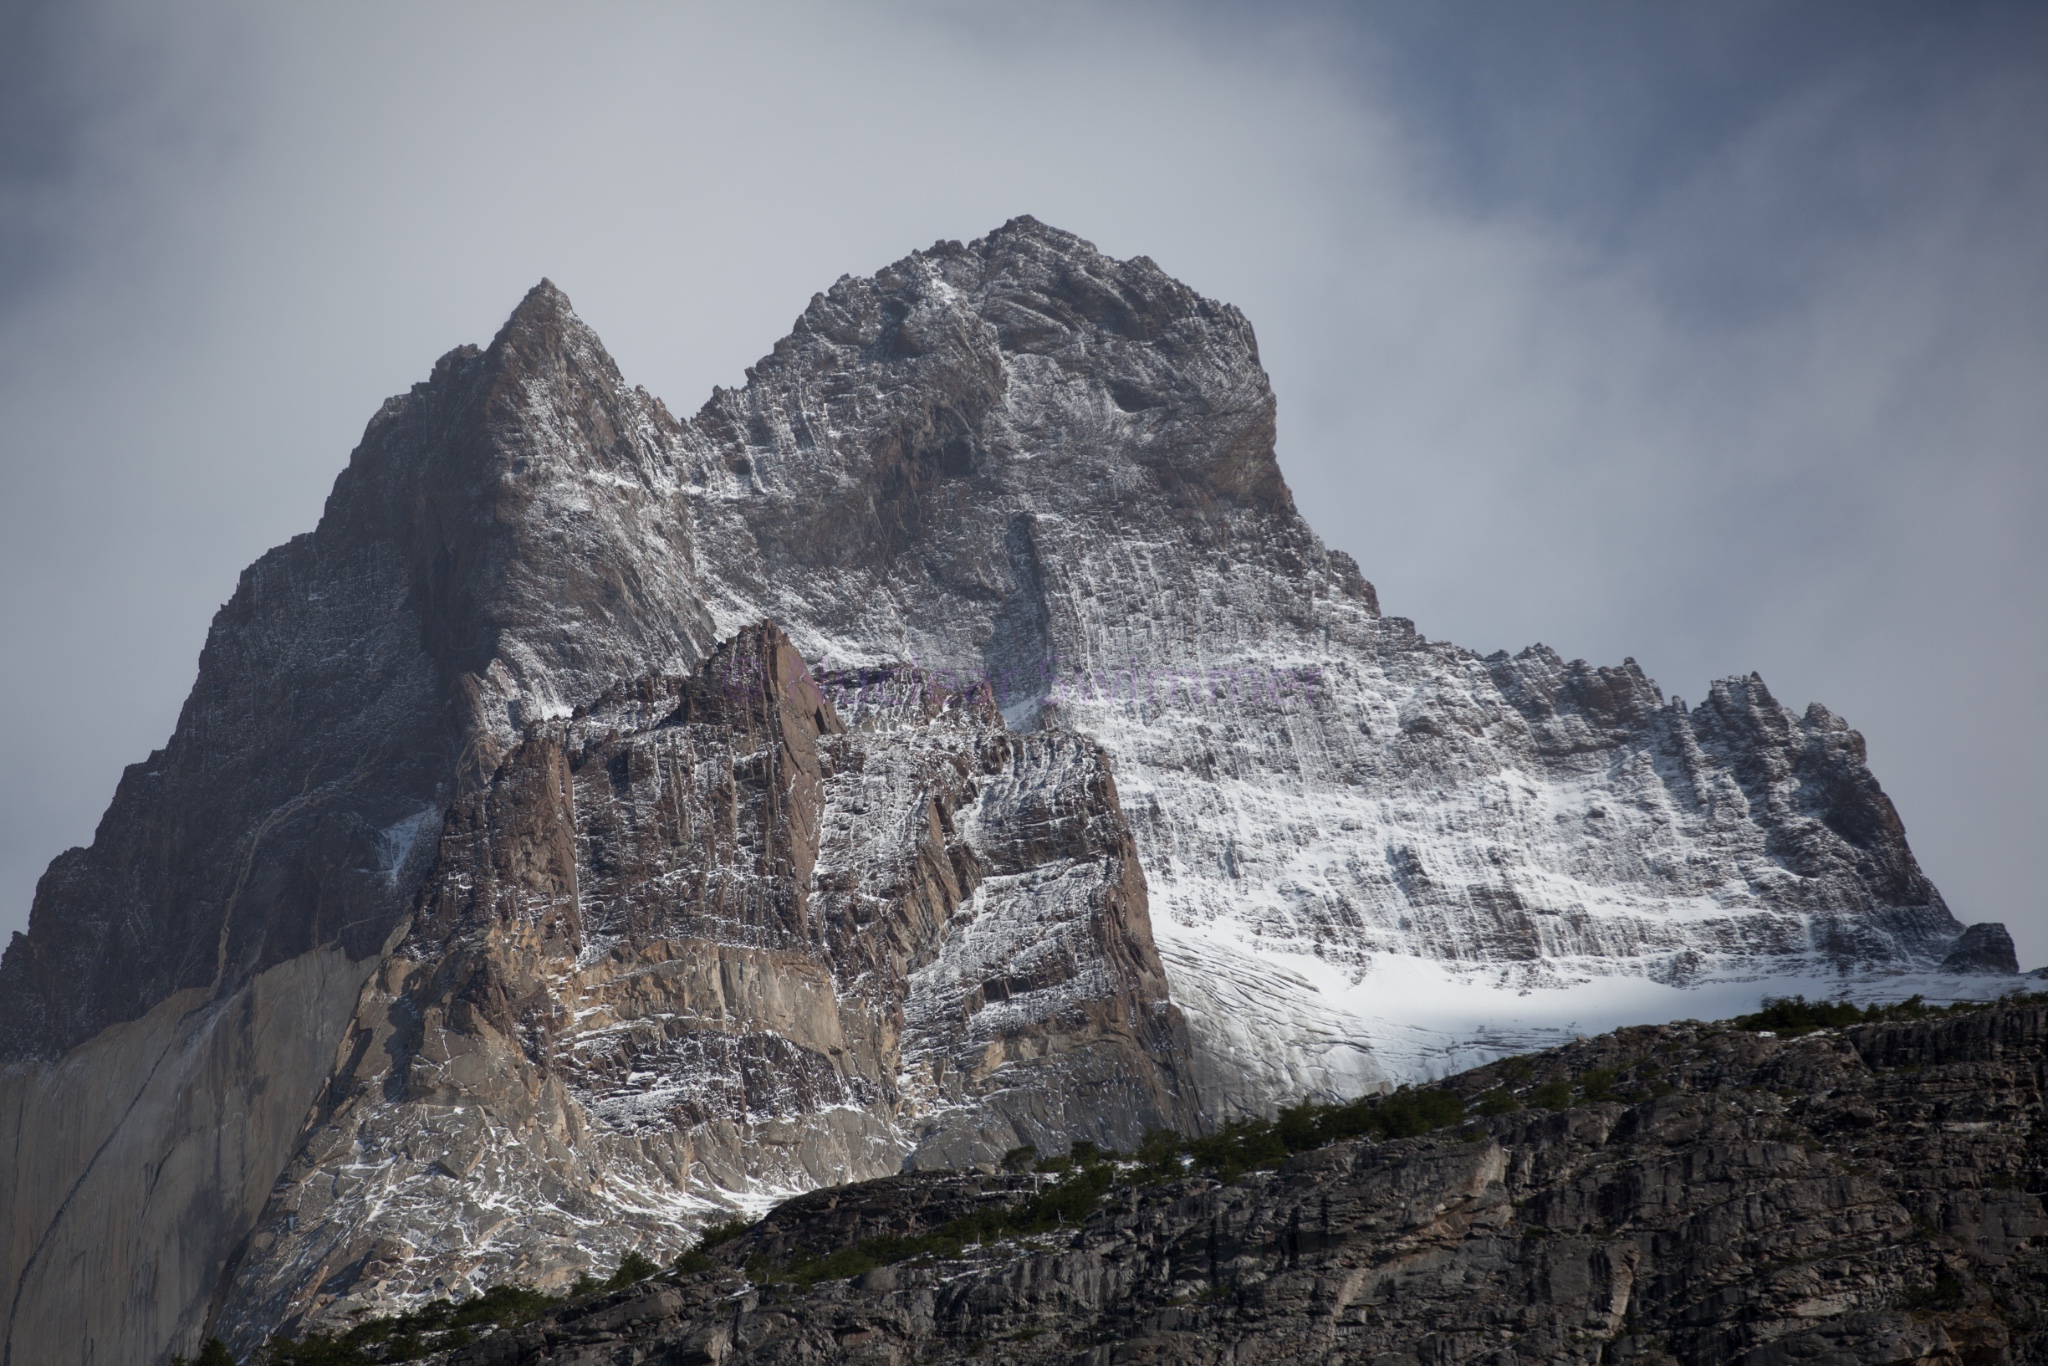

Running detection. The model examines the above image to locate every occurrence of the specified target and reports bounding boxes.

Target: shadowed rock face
[0,279,713,1062]
[1944,923,2021,975]
[0,280,720,1366]
[418,1002,2048,1366]
[0,218,1982,1365]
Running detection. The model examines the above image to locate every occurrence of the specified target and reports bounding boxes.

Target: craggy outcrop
[419,1001,2048,1365]
[0,280,708,1063]
[1945,923,2022,975]
[213,626,1193,1350]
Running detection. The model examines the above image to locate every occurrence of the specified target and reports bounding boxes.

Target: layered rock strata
[215,625,1192,1348]
[417,1000,2048,1366]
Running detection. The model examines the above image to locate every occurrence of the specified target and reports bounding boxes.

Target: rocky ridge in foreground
[352,998,2048,1366]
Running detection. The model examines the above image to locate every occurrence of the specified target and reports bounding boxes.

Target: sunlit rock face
[663,217,1964,1106]
[0,217,1977,1364]
[213,625,1193,1348]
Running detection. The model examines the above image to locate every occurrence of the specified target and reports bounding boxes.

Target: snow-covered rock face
[0,216,1990,1364]
[660,217,1962,1109]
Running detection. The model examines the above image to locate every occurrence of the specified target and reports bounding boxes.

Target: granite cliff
[217,626,1192,1344]
[0,218,2000,1364]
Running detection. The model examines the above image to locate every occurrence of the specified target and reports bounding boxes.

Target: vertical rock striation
[212,627,1192,1348]
[665,217,1968,1106]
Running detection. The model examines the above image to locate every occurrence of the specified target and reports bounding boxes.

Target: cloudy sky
[2,1,2043,959]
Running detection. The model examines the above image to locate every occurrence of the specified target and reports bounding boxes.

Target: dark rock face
[1,282,719,1366]
[1944,923,2021,975]
[434,1003,2048,1366]
[0,280,712,1063]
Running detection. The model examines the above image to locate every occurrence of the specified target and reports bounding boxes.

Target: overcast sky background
[2,1,2043,961]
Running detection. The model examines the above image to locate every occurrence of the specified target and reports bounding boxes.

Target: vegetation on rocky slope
[236,992,2048,1364]
[251,1269,626,1363]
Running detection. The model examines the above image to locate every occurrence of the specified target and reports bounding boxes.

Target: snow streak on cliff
[661,220,1969,1109]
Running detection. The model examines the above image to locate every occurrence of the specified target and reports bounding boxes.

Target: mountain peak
[0,221,1979,1366]
[974,211,1094,255]
[476,275,627,407]
[494,276,579,347]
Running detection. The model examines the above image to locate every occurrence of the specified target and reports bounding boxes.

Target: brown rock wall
[213,628,1196,1350]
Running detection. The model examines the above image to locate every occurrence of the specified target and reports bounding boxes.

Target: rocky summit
[0,218,2012,1365]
